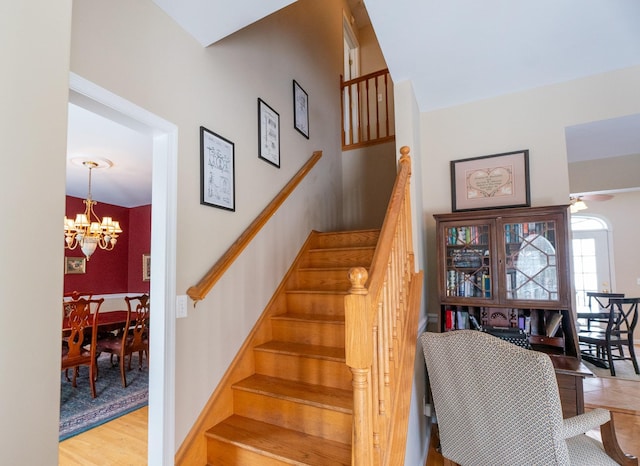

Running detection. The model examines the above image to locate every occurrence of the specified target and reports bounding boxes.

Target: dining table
[62,310,129,335]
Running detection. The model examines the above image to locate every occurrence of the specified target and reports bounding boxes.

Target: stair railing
[187,151,322,303]
[345,146,422,465]
[341,68,395,151]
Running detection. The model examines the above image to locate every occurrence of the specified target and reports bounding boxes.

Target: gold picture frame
[64,256,86,274]
[142,254,151,281]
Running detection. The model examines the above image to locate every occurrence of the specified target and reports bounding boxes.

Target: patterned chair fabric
[420,330,623,465]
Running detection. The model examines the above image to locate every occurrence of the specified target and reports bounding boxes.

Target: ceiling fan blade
[580,194,614,202]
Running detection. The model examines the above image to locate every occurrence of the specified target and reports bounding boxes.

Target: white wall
[420,65,640,330]
[0,2,72,464]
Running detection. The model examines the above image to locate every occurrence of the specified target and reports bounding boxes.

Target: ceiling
[67,0,640,207]
[66,103,153,208]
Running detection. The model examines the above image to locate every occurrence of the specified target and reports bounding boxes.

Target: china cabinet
[434,205,579,357]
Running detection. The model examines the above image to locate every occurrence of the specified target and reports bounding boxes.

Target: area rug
[582,358,640,381]
[59,352,148,441]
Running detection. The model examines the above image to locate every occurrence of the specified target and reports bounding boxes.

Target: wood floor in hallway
[58,406,147,466]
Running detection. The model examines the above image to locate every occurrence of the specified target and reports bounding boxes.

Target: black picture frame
[200,126,235,211]
[258,98,280,168]
[293,80,309,139]
[450,150,530,212]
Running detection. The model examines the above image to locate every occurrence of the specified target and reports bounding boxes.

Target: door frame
[69,73,178,465]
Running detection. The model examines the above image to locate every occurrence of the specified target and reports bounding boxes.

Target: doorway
[68,73,178,465]
[571,215,614,309]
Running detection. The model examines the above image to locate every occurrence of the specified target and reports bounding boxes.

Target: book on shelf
[456,310,469,330]
[445,308,455,331]
[545,312,563,337]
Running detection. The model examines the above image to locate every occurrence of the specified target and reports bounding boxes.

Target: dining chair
[579,297,640,377]
[96,294,149,387]
[583,292,625,332]
[61,297,104,398]
[420,330,637,465]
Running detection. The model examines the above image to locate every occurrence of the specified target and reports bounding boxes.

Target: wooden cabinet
[434,205,579,357]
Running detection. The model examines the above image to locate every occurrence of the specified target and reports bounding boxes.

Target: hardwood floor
[58,377,638,465]
[425,376,640,465]
[59,406,148,466]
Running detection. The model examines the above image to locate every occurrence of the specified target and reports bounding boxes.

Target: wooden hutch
[433,204,591,417]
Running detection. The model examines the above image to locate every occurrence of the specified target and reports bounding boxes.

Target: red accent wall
[63,196,151,295]
[128,204,152,293]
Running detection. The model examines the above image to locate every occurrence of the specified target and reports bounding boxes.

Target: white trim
[69,72,178,466]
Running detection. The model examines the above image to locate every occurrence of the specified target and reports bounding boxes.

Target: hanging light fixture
[569,196,588,213]
[64,160,122,260]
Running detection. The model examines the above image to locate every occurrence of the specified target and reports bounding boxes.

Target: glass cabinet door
[503,219,559,301]
[444,223,492,299]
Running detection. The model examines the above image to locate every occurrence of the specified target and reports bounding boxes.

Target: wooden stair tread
[233,374,352,412]
[271,312,345,324]
[255,340,345,361]
[207,415,351,466]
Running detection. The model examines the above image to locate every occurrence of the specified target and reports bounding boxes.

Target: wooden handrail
[345,146,421,465]
[186,151,323,303]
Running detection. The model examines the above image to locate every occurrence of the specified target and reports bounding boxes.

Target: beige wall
[0,1,72,464]
[358,23,387,75]
[342,141,397,230]
[570,153,640,193]
[572,190,640,300]
[393,79,429,466]
[71,0,346,453]
[420,65,640,329]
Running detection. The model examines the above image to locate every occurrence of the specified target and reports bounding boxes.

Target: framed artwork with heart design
[450,150,530,212]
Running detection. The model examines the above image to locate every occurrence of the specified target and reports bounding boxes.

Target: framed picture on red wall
[65,257,86,274]
[142,254,151,281]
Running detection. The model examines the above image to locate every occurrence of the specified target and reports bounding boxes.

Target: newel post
[345,266,374,466]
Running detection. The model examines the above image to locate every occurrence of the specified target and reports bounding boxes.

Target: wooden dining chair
[96,294,149,387]
[579,297,640,376]
[61,297,104,398]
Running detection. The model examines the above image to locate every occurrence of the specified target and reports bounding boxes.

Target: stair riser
[255,351,352,391]
[300,248,374,268]
[233,391,352,444]
[206,437,292,466]
[271,320,345,347]
[294,269,352,291]
[311,230,379,249]
[285,293,345,315]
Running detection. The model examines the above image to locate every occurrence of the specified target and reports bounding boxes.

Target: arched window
[570,214,613,309]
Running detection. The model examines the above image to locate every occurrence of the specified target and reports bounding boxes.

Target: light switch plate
[176,295,188,318]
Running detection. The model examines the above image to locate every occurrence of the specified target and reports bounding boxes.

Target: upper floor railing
[341,68,395,151]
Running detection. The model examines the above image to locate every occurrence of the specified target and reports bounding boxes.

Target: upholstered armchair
[420,330,637,466]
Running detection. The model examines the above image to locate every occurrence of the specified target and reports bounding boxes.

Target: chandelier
[64,160,122,260]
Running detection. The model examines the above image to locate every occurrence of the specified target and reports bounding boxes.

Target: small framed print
[142,254,151,281]
[293,80,309,139]
[65,256,86,274]
[200,126,235,211]
[258,98,280,168]
[450,150,530,212]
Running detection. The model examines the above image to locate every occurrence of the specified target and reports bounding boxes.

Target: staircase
[204,229,380,465]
